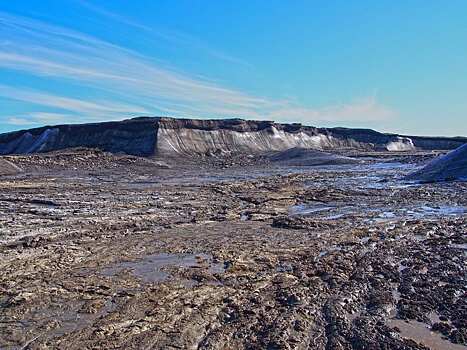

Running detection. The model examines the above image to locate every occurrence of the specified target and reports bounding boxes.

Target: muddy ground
[0,149,466,349]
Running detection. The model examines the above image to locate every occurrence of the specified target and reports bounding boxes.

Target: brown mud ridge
[0,149,466,349]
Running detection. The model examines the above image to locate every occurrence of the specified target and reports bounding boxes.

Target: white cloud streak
[6,118,38,126]
[0,84,151,115]
[6,113,84,126]
[73,0,254,68]
[262,95,396,124]
[0,10,397,128]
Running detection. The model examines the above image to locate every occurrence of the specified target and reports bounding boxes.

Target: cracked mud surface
[0,150,466,349]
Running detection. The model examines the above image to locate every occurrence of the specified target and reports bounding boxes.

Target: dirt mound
[0,158,24,175]
[269,147,359,166]
[405,143,467,182]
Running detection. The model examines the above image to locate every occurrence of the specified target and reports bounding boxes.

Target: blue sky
[0,0,466,136]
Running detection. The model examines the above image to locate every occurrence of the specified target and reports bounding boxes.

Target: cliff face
[0,118,159,157]
[0,117,465,157]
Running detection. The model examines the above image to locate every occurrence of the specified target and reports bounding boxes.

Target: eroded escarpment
[1,117,466,158]
[154,118,382,156]
[0,118,160,156]
[149,118,467,156]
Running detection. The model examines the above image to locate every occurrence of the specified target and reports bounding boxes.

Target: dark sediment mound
[270,147,360,166]
[272,216,329,230]
[405,143,467,182]
[0,158,24,175]
[0,117,465,157]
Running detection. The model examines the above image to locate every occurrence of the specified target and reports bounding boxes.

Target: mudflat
[0,149,465,349]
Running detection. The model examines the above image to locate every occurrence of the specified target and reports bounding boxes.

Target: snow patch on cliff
[155,127,333,156]
[386,137,415,151]
[155,126,422,156]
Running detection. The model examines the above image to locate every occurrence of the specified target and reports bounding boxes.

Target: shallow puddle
[304,162,418,190]
[289,202,359,220]
[289,203,332,216]
[19,299,117,347]
[287,200,461,223]
[100,252,225,286]
[450,243,467,249]
[386,318,465,349]
[123,181,163,189]
[345,311,361,323]
[376,206,464,222]
[314,247,342,261]
[386,285,463,349]
[361,236,379,243]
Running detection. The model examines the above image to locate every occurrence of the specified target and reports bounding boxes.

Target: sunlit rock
[0,117,465,156]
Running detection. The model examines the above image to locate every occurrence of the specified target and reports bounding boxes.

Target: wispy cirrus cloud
[6,112,87,126]
[0,10,397,129]
[0,11,267,109]
[261,94,396,124]
[73,0,254,68]
[5,117,38,126]
[0,84,151,115]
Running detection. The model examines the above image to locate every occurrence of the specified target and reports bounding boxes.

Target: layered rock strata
[0,117,465,157]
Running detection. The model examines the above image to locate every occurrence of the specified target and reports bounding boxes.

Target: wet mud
[0,150,465,349]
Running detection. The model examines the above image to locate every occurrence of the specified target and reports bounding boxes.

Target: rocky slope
[405,143,467,182]
[0,117,465,157]
[0,158,24,175]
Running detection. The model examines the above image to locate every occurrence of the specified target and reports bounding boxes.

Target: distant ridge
[0,117,465,157]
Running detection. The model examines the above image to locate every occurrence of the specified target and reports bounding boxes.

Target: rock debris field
[0,148,466,349]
